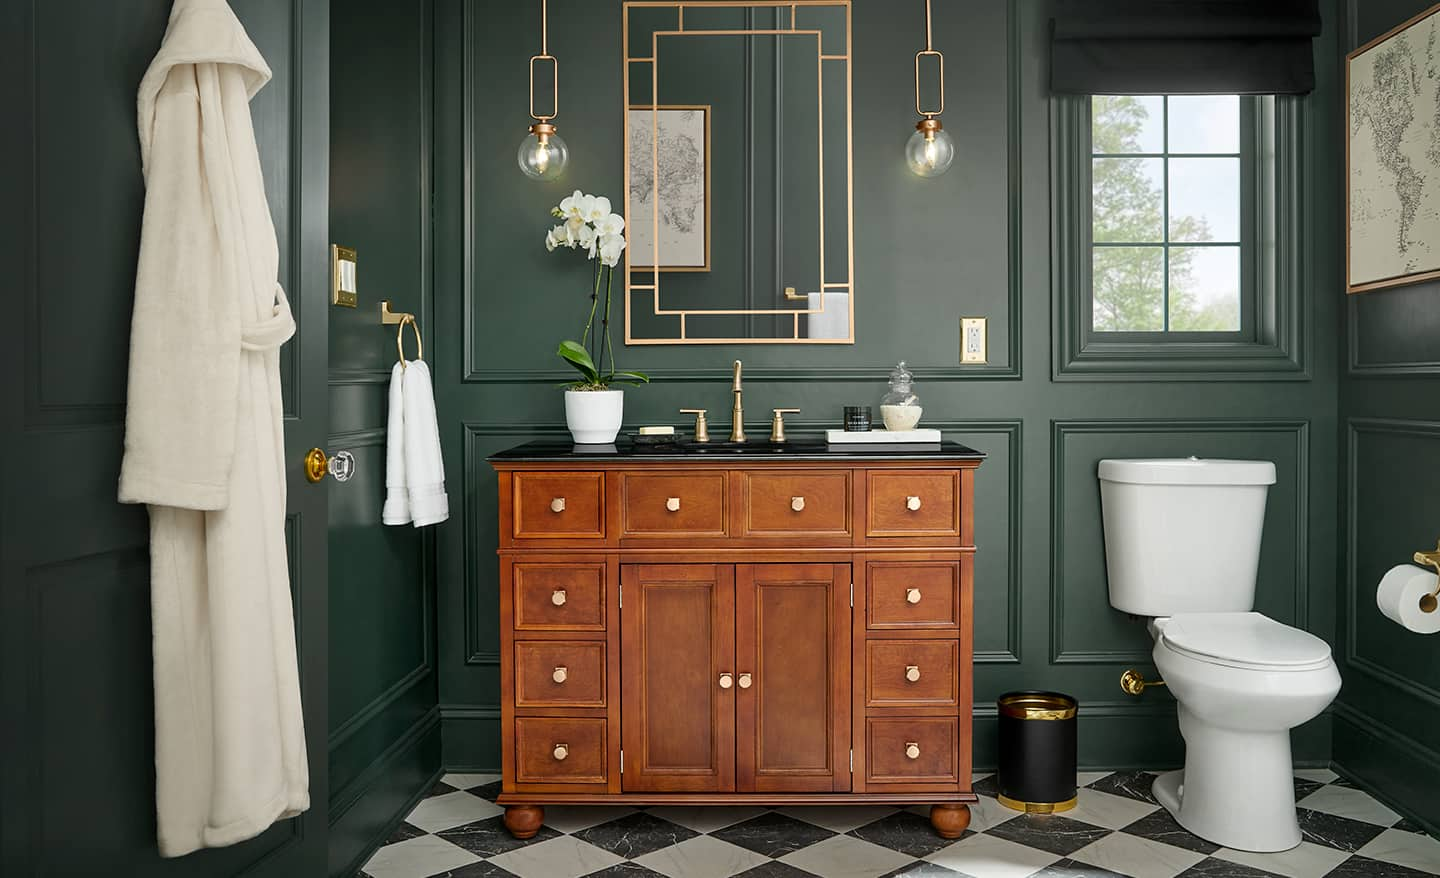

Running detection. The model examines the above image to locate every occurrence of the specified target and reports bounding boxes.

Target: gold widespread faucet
[730,360,746,442]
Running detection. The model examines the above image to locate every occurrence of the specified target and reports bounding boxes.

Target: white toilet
[1098,458,1341,853]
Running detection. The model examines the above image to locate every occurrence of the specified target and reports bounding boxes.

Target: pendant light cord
[924,0,933,51]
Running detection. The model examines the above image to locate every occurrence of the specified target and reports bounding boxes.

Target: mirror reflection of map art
[1346,3,1440,293]
[629,106,710,271]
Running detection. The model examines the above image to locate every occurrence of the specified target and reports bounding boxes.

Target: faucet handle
[680,408,710,443]
[770,408,800,443]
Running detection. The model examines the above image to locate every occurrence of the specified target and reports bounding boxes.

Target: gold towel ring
[396,314,423,367]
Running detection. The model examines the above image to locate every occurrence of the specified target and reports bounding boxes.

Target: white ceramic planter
[564,389,624,444]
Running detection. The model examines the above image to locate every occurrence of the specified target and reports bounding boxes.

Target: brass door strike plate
[332,244,358,307]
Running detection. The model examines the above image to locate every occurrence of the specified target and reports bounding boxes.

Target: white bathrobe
[118,0,308,857]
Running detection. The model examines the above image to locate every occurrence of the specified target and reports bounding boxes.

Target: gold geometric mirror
[623,1,854,344]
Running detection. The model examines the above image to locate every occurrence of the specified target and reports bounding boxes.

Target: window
[1091,95,1244,333]
[1051,91,1307,381]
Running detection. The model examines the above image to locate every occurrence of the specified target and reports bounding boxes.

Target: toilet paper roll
[1376,564,1440,634]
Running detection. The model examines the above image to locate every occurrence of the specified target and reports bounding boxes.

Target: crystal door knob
[550,497,566,513]
[791,496,805,512]
[552,666,568,683]
[666,497,681,512]
[905,742,921,760]
[906,495,922,511]
[738,673,752,689]
[719,673,734,689]
[906,588,922,604]
[304,448,355,483]
[551,589,567,606]
[905,665,921,682]
[553,743,569,761]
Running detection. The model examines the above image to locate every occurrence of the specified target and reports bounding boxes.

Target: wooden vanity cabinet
[491,448,982,839]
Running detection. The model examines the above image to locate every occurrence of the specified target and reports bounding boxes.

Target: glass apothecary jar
[880,361,923,431]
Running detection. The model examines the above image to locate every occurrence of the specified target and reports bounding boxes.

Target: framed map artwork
[628,106,710,272]
[1346,3,1440,293]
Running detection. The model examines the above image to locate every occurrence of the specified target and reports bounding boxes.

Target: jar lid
[888,361,914,385]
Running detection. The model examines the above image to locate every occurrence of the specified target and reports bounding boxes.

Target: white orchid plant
[546,190,649,390]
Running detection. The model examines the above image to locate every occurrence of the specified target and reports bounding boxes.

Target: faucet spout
[730,360,746,442]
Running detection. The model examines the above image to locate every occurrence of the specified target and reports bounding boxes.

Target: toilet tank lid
[1098,458,1276,486]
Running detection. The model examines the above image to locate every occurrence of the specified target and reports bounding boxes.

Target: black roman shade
[1050,0,1322,95]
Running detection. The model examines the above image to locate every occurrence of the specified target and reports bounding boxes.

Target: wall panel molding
[1050,419,1311,664]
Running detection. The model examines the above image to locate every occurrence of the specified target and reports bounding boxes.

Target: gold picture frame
[628,104,712,272]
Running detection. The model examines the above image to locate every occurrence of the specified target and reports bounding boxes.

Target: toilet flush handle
[1119,668,1165,696]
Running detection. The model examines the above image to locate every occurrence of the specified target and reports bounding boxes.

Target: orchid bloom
[598,233,627,268]
[595,212,626,238]
[557,190,585,219]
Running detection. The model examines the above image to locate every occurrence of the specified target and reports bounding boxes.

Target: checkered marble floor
[361,769,1440,878]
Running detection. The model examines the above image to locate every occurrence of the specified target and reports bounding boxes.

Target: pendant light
[905,0,955,177]
[518,0,570,180]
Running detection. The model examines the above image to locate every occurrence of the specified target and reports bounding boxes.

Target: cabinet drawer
[866,717,959,786]
[515,717,608,784]
[866,471,960,538]
[515,641,606,708]
[513,472,605,540]
[620,472,727,538]
[741,471,851,538]
[867,561,960,630]
[513,562,606,631]
[866,640,959,708]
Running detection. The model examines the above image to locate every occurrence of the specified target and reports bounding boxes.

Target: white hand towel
[381,361,411,525]
[401,360,449,527]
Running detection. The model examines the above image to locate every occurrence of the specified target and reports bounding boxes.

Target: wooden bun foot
[503,805,545,839]
[930,803,971,838]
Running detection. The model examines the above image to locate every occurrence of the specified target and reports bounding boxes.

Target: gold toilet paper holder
[1413,540,1440,614]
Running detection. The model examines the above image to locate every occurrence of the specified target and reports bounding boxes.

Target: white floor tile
[440,772,500,790]
[404,790,504,833]
[924,833,1060,878]
[1064,787,1160,830]
[1357,827,1440,873]
[645,805,768,833]
[972,771,994,784]
[635,834,773,878]
[1297,784,1402,827]
[1292,768,1339,784]
[487,835,624,878]
[1070,832,1205,878]
[779,834,916,878]
[775,805,901,832]
[1076,771,1113,787]
[362,835,481,878]
[538,805,638,833]
[1214,841,1351,878]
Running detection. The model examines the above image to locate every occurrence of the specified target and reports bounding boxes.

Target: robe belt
[240,283,296,352]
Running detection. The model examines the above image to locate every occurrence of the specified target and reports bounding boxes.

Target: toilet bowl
[1148,613,1340,852]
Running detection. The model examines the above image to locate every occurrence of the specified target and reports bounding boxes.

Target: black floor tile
[437,815,561,857]
[1121,809,1221,855]
[849,810,963,859]
[1175,858,1285,877]
[385,820,428,845]
[1324,855,1436,877]
[732,862,824,878]
[1084,771,1159,805]
[1032,858,1128,877]
[580,863,671,878]
[876,861,969,877]
[983,812,1113,856]
[1296,807,1388,853]
[571,811,700,859]
[711,811,837,858]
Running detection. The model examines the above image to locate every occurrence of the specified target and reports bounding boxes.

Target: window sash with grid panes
[1090,95,1250,335]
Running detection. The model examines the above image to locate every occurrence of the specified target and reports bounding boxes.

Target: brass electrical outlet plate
[332,244,357,307]
[961,317,987,363]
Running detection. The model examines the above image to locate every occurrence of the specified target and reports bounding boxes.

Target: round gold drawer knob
[719,673,734,689]
[553,743,569,761]
[551,589,567,606]
[905,742,921,760]
[738,673,753,689]
[791,496,805,512]
[550,497,566,513]
[552,666,568,684]
[905,664,921,682]
[906,588,922,604]
[666,497,681,512]
[906,495,922,511]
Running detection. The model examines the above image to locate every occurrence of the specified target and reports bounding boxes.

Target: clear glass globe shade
[517,131,569,180]
[905,126,955,177]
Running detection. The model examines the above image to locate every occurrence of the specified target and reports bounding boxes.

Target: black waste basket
[995,691,1078,813]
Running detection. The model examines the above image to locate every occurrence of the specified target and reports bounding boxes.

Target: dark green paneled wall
[1334,0,1440,837]
[433,0,1341,772]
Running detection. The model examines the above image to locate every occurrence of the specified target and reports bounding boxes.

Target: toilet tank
[1098,458,1276,616]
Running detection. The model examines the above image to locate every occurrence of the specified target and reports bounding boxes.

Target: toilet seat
[1158,612,1332,672]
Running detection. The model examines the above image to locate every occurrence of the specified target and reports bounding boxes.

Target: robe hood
[137,0,271,174]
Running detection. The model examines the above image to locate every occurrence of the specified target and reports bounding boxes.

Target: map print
[1348,7,1440,289]
[629,107,708,270]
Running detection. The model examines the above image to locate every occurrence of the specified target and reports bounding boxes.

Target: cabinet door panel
[621,564,735,792]
[736,564,851,792]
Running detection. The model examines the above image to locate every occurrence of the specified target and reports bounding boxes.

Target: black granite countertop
[489,437,986,463]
